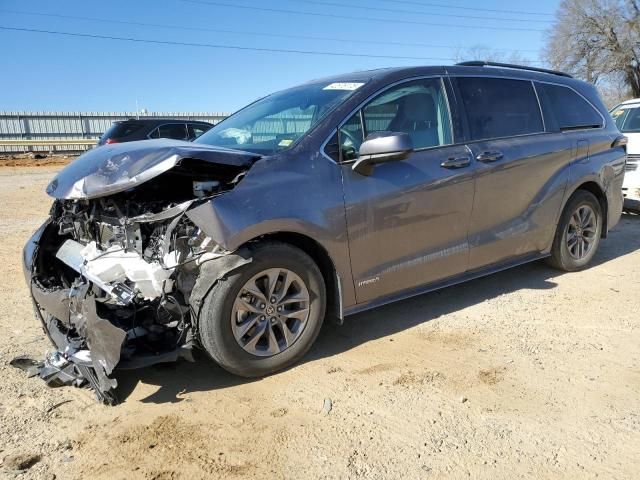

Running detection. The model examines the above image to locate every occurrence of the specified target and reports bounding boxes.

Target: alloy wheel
[231,268,310,357]
[566,204,598,260]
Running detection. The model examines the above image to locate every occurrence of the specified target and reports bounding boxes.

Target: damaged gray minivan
[23,62,626,403]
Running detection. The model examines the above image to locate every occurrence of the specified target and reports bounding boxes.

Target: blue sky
[0,0,560,113]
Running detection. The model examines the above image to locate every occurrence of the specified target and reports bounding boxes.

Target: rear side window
[150,123,189,140]
[456,77,544,141]
[537,83,603,131]
[102,122,144,140]
[189,123,212,140]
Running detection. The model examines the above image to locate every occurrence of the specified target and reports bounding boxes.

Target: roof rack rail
[456,61,573,78]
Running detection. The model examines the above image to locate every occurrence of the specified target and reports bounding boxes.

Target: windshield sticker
[278,139,294,147]
[323,82,365,91]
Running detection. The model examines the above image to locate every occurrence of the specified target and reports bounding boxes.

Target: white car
[611,98,640,210]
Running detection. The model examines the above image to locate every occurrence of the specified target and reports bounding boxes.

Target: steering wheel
[340,128,361,160]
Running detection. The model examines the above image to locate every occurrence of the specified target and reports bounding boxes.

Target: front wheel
[547,190,603,271]
[197,242,326,377]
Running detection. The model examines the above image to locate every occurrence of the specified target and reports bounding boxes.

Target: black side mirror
[352,132,414,176]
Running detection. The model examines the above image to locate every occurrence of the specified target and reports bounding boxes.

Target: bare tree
[598,75,633,106]
[544,0,640,97]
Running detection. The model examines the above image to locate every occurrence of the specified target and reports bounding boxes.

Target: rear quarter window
[536,83,603,131]
[150,123,189,140]
[102,122,145,139]
[456,77,544,141]
[189,123,212,139]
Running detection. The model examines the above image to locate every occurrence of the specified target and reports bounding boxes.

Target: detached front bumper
[23,219,49,289]
[21,201,244,404]
[23,219,62,347]
[23,218,195,404]
[22,219,122,404]
[23,220,80,352]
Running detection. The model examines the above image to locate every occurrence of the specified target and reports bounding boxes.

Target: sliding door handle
[440,156,471,169]
[476,151,504,162]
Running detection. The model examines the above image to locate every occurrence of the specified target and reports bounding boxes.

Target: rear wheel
[198,242,326,377]
[547,190,602,271]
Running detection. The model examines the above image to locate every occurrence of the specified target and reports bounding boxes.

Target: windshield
[195,81,367,154]
[611,104,640,133]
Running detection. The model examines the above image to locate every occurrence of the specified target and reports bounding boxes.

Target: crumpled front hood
[46,139,259,200]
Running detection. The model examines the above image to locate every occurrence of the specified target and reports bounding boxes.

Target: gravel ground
[0,154,74,168]
[0,166,639,480]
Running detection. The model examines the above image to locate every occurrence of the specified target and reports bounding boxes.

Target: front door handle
[476,151,504,162]
[440,156,471,169]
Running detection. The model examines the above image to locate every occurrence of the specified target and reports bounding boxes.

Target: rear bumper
[607,178,624,232]
[623,186,640,212]
[622,168,640,210]
[623,186,640,200]
[623,158,640,190]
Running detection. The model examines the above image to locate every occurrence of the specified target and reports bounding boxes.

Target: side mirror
[352,132,413,176]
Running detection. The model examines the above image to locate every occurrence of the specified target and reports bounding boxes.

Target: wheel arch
[241,231,343,322]
[569,181,609,238]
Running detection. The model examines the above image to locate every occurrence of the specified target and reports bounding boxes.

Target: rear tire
[547,190,602,271]
[197,242,326,377]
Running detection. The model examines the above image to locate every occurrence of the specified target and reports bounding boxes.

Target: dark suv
[97,118,213,145]
[24,62,625,403]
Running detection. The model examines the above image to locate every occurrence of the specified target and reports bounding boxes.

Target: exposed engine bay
[22,141,259,404]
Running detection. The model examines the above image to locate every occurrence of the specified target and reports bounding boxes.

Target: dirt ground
[0,165,639,480]
[0,154,74,168]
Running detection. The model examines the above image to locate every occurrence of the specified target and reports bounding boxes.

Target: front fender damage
[189,249,252,318]
[17,150,258,404]
[21,214,251,404]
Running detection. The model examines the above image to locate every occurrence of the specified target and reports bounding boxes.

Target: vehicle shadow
[115,214,640,404]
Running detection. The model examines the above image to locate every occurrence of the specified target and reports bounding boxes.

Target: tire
[197,242,326,377]
[547,190,603,272]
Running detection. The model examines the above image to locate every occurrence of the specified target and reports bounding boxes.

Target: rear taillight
[104,138,118,144]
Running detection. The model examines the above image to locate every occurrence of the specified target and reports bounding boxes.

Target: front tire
[198,242,326,377]
[547,190,603,271]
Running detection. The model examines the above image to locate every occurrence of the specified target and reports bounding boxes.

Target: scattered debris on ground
[2,452,41,471]
[322,398,333,415]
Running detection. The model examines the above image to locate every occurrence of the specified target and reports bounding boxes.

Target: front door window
[339,78,453,161]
